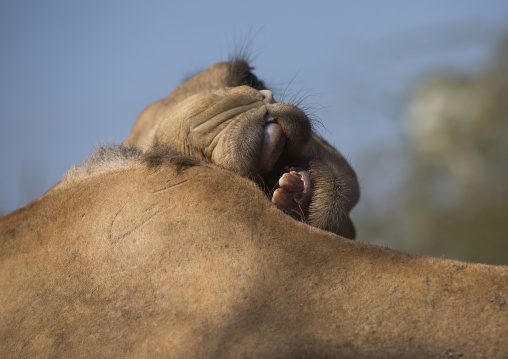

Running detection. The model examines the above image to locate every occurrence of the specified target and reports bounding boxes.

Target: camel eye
[243,72,263,90]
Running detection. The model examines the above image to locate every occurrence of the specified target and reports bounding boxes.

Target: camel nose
[260,89,274,104]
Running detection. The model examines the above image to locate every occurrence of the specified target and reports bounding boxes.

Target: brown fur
[124,60,359,238]
[1,148,507,358]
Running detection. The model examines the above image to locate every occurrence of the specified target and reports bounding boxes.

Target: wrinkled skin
[124,60,359,238]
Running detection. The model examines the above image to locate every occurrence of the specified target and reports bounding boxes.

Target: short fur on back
[1,143,507,358]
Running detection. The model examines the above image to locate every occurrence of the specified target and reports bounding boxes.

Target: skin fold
[1,60,507,358]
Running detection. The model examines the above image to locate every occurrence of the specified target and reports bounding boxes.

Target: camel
[0,60,507,358]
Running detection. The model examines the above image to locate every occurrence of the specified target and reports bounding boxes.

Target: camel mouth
[271,166,313,219]
[258,116,314,219]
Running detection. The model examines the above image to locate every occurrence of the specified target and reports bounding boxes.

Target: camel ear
[227,59,266,90]
[164,62,232,104]
[166,60,266,106]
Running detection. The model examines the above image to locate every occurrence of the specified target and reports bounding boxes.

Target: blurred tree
[361,34,508,264]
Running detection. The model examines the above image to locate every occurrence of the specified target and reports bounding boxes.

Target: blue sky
[1,0,507,215]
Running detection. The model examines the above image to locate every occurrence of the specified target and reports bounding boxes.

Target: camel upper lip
[259,121,286,174]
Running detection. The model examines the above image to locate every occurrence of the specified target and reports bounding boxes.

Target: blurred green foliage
[359,34,508,265]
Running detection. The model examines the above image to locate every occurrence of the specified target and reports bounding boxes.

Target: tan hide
[1,150,507,358]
